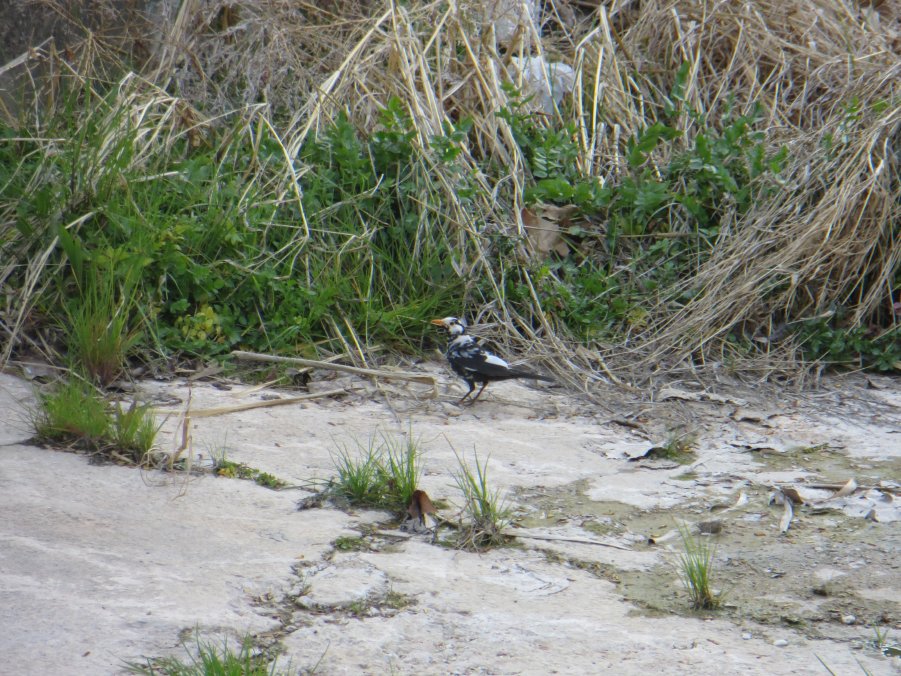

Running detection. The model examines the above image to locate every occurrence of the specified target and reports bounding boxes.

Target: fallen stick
[502,530,631,551]
[153,387,351,418]
[803,482,898,495]
[230,350,437,388]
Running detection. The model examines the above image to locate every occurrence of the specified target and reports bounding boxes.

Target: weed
[125,634,286,675]
[254,472,286,490]
[652,433,698,464]
[452,452,511,550]
[330,442,386,506]
[214,456,286,489]
[327,430,423,513]
[215,458,258,480]
[870,624,900,657]
[111,400,159,464]
[34,379,111,447]
[32,379,161,464]
[383,590,414,611]
[795,317,900,372]
[333,536,368,552]
[377,432,422,512]
[676,525,721,610]
[64,260,143,387]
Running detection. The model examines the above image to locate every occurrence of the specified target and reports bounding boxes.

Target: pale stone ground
[1,366,898,675]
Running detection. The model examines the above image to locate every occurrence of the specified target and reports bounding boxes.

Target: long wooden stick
[154,388,351,418]
[230,350,437,386]
[501,531,631,551]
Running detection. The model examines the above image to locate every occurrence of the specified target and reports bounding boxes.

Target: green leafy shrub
[796,317,900,372]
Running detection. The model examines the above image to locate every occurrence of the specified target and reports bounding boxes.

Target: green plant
[452,451,511,550]
[330,442,386,505]
[125,634,287,675]
[333,536,369,552]
[254,472,285,489]
[34,379,111,447]
[111,400,159,463]
[870,624,899,657]
[652,432,698,464]
[795,317,900,372]
[63,259,143,388]
[377,432,422,511]
[32,379,160,463]
[214,456,286,489]
[327,430,423,513]
[676,525,721,610]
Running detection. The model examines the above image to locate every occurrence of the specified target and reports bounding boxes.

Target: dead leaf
[522,208,569,257]
[407,489,437,526]
[779,499,794,533]
[769,487,795,532]
[781,487,805,505]
[831,478,858,499]
[537,204,579,221]
[730,491,749,509]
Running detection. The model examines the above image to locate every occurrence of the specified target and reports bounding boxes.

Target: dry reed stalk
[2,0,897,388]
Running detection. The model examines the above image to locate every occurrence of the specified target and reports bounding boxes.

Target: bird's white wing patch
[482,352,510,369]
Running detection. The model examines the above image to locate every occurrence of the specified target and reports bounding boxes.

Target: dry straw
[1,0,898,390]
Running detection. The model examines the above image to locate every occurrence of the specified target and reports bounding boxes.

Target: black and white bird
[431,316,554,404]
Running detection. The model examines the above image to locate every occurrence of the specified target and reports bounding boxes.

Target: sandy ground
[1,363,898,675]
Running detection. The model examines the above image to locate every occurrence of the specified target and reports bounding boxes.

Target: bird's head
[431,316,468,336]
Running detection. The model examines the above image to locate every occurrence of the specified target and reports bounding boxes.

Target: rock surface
[0,369,897,674]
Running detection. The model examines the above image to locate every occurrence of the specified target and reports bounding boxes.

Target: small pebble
[742,632,752,640]
[842,614,856,625]
[774,639,789,648]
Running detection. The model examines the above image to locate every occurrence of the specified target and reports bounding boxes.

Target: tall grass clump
[453,452,511,550]
[33,379,111,448]
[64,261,143,387]
[32,379,158,463]
[1,0,897,386]
[331,441,386,506]
[327,430,423,514]
[676,525,721,610]
[126,633,288,676]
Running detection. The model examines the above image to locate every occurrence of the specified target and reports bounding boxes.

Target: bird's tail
[509,369,555,382]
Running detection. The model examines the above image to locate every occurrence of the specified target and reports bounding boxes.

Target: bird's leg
[468,382,489,404]
[458,381,476,404]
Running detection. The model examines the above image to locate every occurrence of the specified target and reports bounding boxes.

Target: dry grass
[1,0,898,390]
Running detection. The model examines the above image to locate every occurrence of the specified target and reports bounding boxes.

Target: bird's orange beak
[430,319,445,327]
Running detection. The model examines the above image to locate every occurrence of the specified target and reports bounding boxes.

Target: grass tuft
[111,400,159,464]
[34,379,111,447]
[125,634,287,675]
[32,379,159,464]
[327,430,423,514]
[452,451,512,550]
[65,262,143,388]
[379,432,422,512]
[330,441,387,506]
[676,525,721,610]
